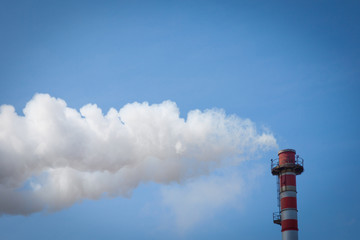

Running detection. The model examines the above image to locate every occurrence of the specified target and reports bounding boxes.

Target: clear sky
[0,1,359,239]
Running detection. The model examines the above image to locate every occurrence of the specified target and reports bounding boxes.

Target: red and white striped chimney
[271,149,304,240]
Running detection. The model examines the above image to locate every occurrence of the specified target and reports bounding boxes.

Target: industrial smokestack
[271,149,304,240]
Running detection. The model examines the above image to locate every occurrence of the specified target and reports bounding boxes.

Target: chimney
[271,149,304,240]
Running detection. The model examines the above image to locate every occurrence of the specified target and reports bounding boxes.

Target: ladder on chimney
[273,176,281,225]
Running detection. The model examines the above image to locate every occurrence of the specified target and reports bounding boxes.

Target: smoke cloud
[0,94,277,215]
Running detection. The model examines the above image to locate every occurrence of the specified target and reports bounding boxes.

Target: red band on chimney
[280,174,296,187]
[281,219,298,232]
[280,197,297,210]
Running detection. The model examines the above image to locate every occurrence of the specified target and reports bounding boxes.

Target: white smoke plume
[0,93,277,215]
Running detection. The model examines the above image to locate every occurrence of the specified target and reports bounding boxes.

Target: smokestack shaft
[280,172,298,240]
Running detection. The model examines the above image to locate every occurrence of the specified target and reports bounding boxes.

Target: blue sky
[0,1,359,239]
